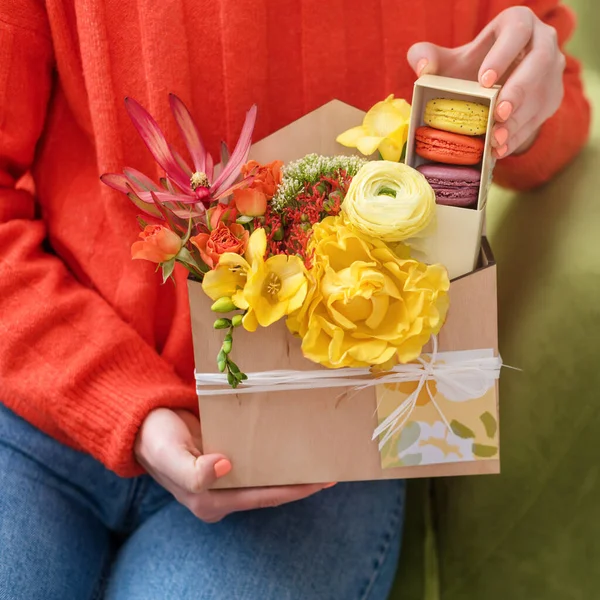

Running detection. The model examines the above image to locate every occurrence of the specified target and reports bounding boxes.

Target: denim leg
[106,479,406,600]
[0,404,133,600]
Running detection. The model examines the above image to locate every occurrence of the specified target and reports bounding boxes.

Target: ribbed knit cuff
[56,337,197,477]
[493,107,565,192]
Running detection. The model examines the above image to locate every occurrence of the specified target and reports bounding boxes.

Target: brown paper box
[189,93,500,488]
[189,240,498,489]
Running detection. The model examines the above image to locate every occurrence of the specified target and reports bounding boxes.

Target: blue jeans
[0,404,405,599]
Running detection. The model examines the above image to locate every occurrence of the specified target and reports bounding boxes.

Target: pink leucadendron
[101,95,257,221]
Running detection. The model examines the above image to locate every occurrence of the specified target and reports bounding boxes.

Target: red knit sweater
[0,0,590,476]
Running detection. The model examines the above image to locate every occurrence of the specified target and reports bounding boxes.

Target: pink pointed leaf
[171,209,204,219]
[101,173,130,194]
[170,144,193,178]
[213,175,256,200]
[124,97,190,191]
[149,191,186,235]
[205,151,214,182]
[165,178,178,194]
[123,168,160,192]
[211,135,251,196]
[136,189,197,205]
[171,203,206,219]
[125,190,163,219]
[212,105,257,195]
[169,94,207,174]
[220,141,231,168]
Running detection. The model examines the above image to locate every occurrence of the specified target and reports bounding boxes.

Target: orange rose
[208,201,238,229]
[190,222,249,269]
[241,160,283,198]
[232,187,268,217]
[131,225,182,263]
[234,160,283,217]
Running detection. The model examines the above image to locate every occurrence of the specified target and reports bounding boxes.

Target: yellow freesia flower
[202,227,308,332]
[287,216,449,369]
[202,252,249,304]
[202,227,267,307]
[336,95,411,162]
[342,161,436,243]
[242,254,308,332]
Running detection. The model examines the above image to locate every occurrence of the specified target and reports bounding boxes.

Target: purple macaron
[417,164,481,208]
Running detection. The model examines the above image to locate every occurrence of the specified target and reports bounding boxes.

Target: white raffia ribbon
[195,336,502,451]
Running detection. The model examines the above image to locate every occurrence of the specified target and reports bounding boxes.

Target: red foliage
[261,171,352,268]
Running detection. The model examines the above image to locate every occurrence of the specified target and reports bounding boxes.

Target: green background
[393,1,600,598]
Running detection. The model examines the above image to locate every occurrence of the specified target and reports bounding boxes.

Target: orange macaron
[415,126,484,165]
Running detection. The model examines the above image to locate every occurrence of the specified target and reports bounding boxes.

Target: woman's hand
[408,6,566,158]
[135,408,331,523]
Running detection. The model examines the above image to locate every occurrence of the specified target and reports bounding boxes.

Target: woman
[0,0,589,598]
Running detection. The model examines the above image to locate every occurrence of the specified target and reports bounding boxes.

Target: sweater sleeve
[0,4,196,477]
[491,1,591,190]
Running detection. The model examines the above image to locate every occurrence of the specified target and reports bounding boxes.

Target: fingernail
[496,101,513,121]
[481,69,498,87]
[323,482,337,489]
[494,127,508,146]
[496,144,508,158]
[214,459,232,478]
[416,58,428,77]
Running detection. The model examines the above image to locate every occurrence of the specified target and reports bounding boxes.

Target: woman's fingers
[135,408,229,495]
[198,483,332,522]
[494,22,564,123]
[477,7,534,87]
[489,21,565,157]
[493,116,542,158]
[407,42,452,77]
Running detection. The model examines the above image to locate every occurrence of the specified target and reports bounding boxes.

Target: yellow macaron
[424,98,489,136]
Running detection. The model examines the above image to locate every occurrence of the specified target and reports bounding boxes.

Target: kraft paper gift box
[188,94,501,489]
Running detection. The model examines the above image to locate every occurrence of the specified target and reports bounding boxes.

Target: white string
[195,336,502,449]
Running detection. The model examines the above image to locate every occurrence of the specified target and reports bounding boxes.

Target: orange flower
[208,201,238,229]
[242,160,283,198]
[233,160,284,217]
[190,222,249,269]
[131,225,182,263]
[233,187,268,217]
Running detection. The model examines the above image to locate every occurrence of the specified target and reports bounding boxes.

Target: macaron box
[405,74,500,279]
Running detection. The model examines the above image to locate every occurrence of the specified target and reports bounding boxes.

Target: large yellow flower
[336,95,411,162]
[202,228,308,332]
[287,217,449,369]
[242,254,308,332]
[342,161,436,243]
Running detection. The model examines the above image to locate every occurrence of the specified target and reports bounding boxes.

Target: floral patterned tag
[376,380,499,469]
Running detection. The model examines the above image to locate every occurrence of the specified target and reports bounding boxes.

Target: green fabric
[393,4,600,598]
[435,67,600,599]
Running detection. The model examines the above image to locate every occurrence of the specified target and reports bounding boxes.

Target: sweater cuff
[56,337,197,477]
[492,109,564,192]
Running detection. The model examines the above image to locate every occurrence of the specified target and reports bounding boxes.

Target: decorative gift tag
[375,349,500,469]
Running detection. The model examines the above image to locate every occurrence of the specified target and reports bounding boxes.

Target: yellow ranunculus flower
[202,227,308,332]
[336,95,411,162]
[287,216,449,369]
[342,161,436,243]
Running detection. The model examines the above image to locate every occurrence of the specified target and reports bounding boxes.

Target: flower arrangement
[103,94,450,387]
